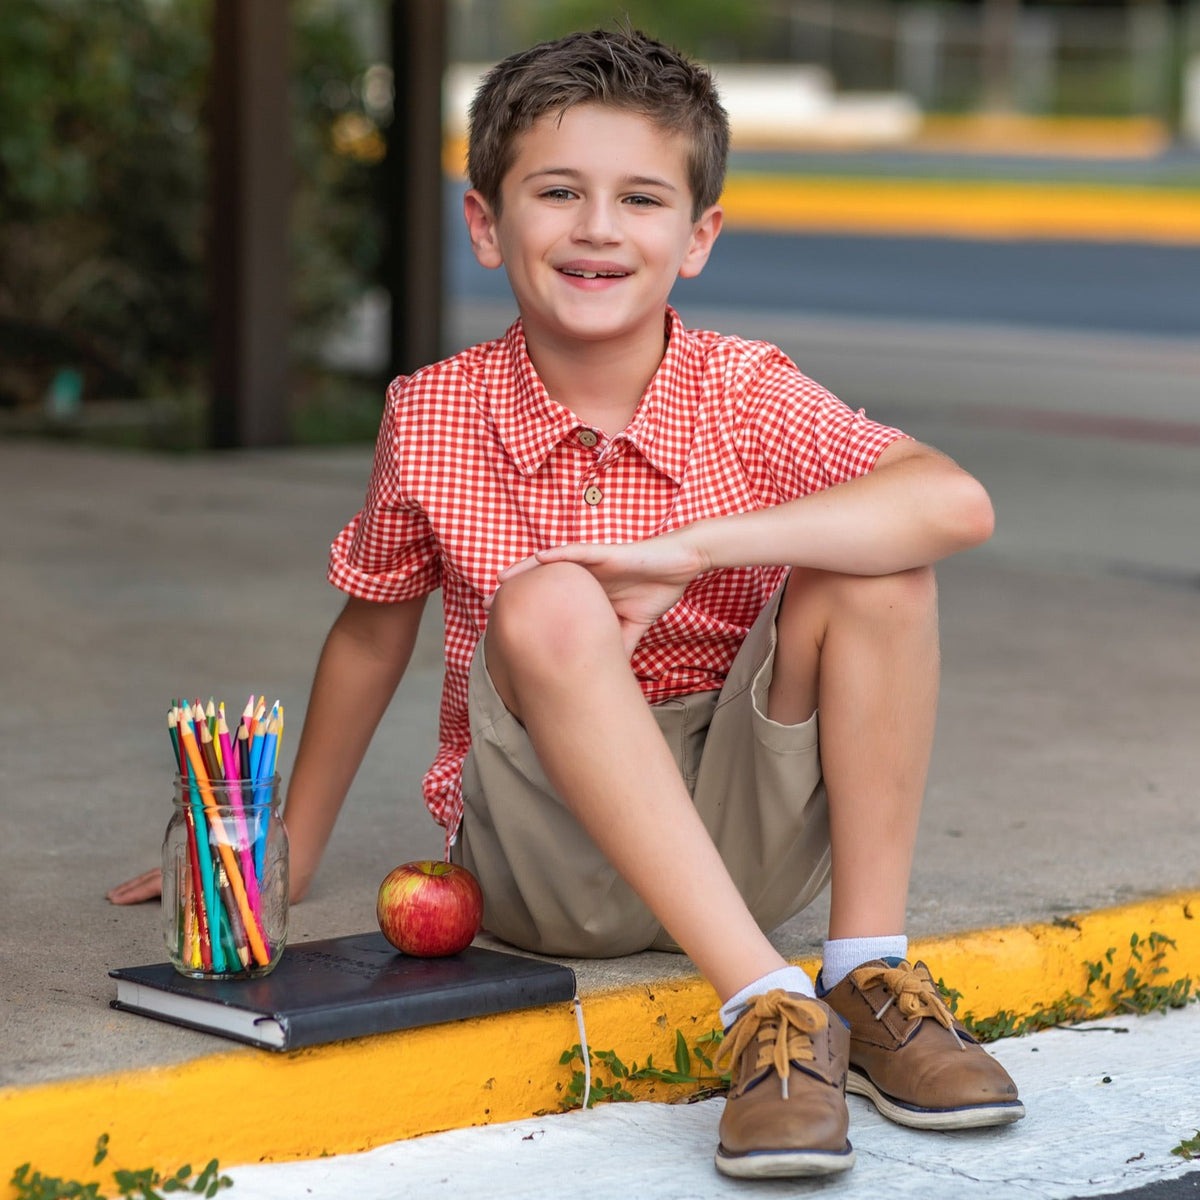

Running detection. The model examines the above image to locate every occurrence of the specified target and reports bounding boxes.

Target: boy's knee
[856,565,938,624]
[782,565,938,638]
[486,561,617,668]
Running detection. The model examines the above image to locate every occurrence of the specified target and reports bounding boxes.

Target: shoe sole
[847,1069,1026,1130]
[715,1142,855,1179]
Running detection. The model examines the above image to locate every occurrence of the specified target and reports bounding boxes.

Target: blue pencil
[254,713,279,879]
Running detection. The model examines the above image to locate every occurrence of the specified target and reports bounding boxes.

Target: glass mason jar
[162,774,289,978]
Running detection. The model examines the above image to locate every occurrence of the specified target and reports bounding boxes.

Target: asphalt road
[450,224,1200,339]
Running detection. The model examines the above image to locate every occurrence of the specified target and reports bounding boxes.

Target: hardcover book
[110,931,577,1050]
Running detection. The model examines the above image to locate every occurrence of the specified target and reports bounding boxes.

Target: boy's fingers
[106,869,163,905]
[496,546,590,584]
[496,554,541,581]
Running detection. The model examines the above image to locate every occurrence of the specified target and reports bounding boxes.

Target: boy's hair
[467,28,729,219]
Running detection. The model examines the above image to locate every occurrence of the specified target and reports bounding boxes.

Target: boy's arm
[687,439,994,576]
[284,593,428,901]
[497,441,992,655]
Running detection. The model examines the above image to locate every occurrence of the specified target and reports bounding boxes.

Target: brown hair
[467,28,729,219]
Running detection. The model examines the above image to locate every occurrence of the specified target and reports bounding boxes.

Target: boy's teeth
[564,268,623,278]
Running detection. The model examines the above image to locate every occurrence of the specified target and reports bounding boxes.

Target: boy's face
[464,105,722,356]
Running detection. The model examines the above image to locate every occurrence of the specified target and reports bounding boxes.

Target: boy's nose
[574,199,620,244]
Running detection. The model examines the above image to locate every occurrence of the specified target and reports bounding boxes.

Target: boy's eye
[539,187,576,202]
[623,194,661,207]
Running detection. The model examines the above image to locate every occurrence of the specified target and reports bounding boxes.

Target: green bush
[0,0,384,417]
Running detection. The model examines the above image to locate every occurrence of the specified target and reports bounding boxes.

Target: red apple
[376,860,483,957]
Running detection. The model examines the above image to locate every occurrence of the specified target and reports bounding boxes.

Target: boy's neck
[523,315,670,437]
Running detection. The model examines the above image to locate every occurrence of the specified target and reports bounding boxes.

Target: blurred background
[0,0,1197,451]
[3,5,1199,1099]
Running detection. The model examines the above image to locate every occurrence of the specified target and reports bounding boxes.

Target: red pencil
[170,705,211,969]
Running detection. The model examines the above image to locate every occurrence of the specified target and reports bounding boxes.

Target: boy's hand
[107,868,163,905]
[496,532,706,658]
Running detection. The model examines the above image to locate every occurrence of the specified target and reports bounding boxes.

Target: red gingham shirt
[328,307,906,840]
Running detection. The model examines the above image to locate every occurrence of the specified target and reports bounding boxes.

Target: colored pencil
[253,713,279,878]
[185,762,224,973]
[166,693,283,974]
[218,713,266,938]
[172,706,219,970]
[176,718,270,968]
[216,864,251,970]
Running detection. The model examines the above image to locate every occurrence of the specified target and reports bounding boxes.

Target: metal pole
[209,0,291,448]
[386,0,447,378]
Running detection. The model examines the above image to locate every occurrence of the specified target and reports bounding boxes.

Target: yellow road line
[442,132,1198,244]
[911,114,1171,160]
[5,891,1199,1195]
[720,174,1200,244]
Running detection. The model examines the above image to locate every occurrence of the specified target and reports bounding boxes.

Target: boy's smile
[464,105,722,383]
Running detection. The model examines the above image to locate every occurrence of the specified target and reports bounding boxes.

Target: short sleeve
[326,380,442,603]
[737,352,908,501]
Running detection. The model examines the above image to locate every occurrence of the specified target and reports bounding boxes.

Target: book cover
[110,931,577,1051]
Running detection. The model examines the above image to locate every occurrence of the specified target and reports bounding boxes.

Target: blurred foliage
[520,1,770,59]
[0,0,384,425]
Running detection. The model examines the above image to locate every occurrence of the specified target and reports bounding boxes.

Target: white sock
[719,966,816,1031]
[819,935,909,993]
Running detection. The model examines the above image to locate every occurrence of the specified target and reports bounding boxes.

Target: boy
[114,28,1022,1179]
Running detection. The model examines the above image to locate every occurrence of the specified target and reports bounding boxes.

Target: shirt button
[577,429,598,448]
[583,486,603,506]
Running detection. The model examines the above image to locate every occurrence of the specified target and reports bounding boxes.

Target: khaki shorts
[455,584,831,957]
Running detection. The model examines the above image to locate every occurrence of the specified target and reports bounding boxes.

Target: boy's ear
[677,204,723,280]
[464,189,504,270]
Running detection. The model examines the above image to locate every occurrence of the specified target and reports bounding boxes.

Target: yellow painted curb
[5,891,1200,1196]
[720,174,1200,244]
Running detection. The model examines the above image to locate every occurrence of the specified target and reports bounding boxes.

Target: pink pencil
[219,712,267,938]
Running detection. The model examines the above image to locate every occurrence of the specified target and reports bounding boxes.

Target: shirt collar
[619,307,698,485]
[488,307,698,484]
[488,321,577,476]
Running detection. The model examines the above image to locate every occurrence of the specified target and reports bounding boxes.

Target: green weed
[1171,1130,1200,1160]
[947,930,1193,1044]
[10,1135,234,1200]
[560,1028,730,1110]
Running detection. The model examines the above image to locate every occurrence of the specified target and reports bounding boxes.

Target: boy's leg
[481,561,790,1002]
[482,561,856,1177]
[769,565,1022,1128]
[767,565,938,941]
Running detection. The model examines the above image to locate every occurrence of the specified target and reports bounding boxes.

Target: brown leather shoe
[715,990,855,1178]
[821,959,1025,1130]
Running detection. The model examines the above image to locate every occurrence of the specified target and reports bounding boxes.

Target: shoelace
[854,963,965,1050]
[716,989,828,1099]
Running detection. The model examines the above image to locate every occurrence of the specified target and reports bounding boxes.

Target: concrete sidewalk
[225,1005,1200,1200]
[3,310,1200,1192]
